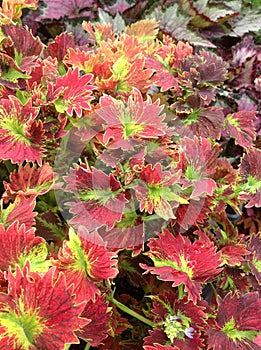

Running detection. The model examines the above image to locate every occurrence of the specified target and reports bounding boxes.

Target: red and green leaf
[3,163,54,202]
[52,227,118,302]
[97,88,166,149]
[141,229,222,303]
[0,97,44,165]
[0,222,49,272]
[54,68,95,117]
[0,196,36,231]
[226,111,256,148]
[0,264,88,350]
[208,292,261,350]
[2,24,43,73]
[66,165,128,230]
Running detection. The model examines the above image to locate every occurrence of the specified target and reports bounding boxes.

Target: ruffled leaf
[231,8,261,36]
[98,9,125,33]
[177,136,220,198]
[98,206,144,251]
[148,3,216,47]
[0,196,36,231]
[97,88,166,150]
[44,31,76,62]
[125,19,159,41]
[239,148,261,207]
[2,24,43,73]
[144,290,208,349]
[77,294,111,346]
[141,229,222,303]
[246,233,261,285]
[0,0,38,23]
[133,163,185,220]
[175,106,224,139]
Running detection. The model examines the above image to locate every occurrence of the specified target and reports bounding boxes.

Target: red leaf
[239,148,261,208]
[2,24,43,73]
[44,32,76,62]
[52,227,118,302]
[0,222,45,272]
[178,136,220,197]
[76,294,110,346]
[144,291,208,349]
[98,209,144,251]
[97,88,166,150]
[247,233,261,285]
[175,106,224,139]
[3,163,54,202]
[3,196,37,231]
[221,244,250,266]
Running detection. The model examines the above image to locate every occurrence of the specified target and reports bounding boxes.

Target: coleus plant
[0,1,261,349]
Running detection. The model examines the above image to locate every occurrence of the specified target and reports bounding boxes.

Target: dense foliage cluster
[0,0,261,349]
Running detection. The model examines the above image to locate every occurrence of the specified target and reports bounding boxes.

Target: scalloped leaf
[231,8,261,36]
[148,3,216,47]
[208,292,261,350]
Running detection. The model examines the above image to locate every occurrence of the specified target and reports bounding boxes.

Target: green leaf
[252,257,261,273]
[162,187,189,204]
[67,228,91,275]
[0,307,43,350]
[18,243,50,272]
[1,68,31,82]
[112,56,130,78]
[54,98,68,113]
[14,48,23,67]
[16,90,31,105]
[0,202,15,227]
[222,317,259,341]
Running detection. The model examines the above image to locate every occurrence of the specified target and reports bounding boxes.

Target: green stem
[178,284,184,299]
[110,296,155,328]
[84,342,91,350]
